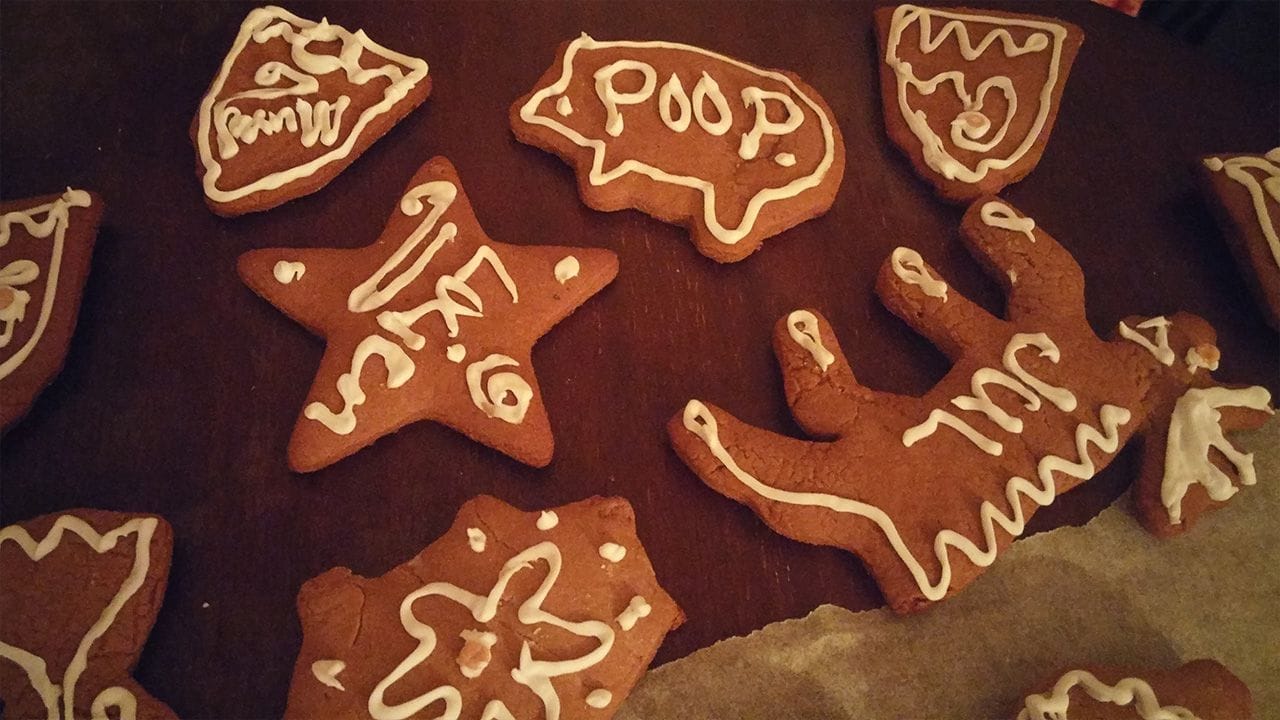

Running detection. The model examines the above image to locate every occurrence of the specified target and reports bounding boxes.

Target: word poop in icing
[237,157,618,471]
[514,34,844,263]
[670,196,1271,613]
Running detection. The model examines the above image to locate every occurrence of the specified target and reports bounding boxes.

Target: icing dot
[585,689,613,708]
[774,152,797,167]
[556,95,573,116]
[537,510,559,530]
[955,110,990,137]
[554,256,580,284]
[0,286,15,310]
[311,659,347,691]
[446,344,466,363]
[273,260,306,284]
[467,527,486,553]
[598,542,626,563]
[616,595,651,630]
[457,629,497,679]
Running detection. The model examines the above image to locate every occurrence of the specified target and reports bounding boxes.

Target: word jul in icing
[519,34,837,246]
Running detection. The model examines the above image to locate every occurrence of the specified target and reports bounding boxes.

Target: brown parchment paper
[619,419,1279,720]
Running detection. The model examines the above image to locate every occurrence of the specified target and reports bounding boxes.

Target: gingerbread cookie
[875,5,1083,202]
[1199,148,1280,329]
[511,34,845,263]
[192,6,431,216]
[239,156,619,471]
[1016,659,1252,720]
[0,188,104,431]
[668,197,1272,613]
[1,510,176,719]
[284,495,682,719]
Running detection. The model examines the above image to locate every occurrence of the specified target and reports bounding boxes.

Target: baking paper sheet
[619,419,1279,719]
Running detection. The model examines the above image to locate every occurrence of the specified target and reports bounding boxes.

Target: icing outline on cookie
[1204,148,1280,271]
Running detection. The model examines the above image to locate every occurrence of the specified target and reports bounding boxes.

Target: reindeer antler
[670,197,1273,613]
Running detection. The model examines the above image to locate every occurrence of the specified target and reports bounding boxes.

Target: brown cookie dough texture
[1,509,176,719]
[0,189,104,431]
[238,156,619,472]
[874,5,1083,202]
[1198,148,1280,329]
[1014,659,1252,720]
[192,6,432,216]
[668,197,1272,614]
[284,495,683,720]
[511,34,846,263]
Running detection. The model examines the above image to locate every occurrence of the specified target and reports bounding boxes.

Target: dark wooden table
[3,1,1277,717]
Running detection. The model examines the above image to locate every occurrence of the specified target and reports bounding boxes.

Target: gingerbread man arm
[960,197,1090,330]
[875,247,1008,361]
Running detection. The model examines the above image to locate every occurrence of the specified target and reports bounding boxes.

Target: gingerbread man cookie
[1199,148,1280,329]
[1,510,176,719]
[284,495,682,719]
[239,157,619,471]
[669,197,1272,613]
[875,5,1083,202]
[192,6,432,216]
[512,34,845,263]
[1016,659,1252,720]
[1,188,104,431]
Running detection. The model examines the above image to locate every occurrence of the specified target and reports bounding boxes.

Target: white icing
[738,86,804,161]
[691,72,732,136]
[658,74,691,132]
[517,34,837,246]
[0,515,158,720]
[446,344,466,363]
[615,596,651,631]
[1204,149,1280,271]
[368,542,616,720]
[304,335,416,435]
[890,247,948,300]
[594,60,657,137]
[556,95,573,116]
[683,399,1130,601]
[885,6,1068,183]
[536,511,559,531]
[1162,385,1273,524]
[554,255,580,284]
[774,152,797,167]
[1118,316,1175,367]
[195,7,430,203]
[598,543,626,563]
[311,659,347,691]
[1017,669,1199,720]
[585,689,613,709]
[1184,346,1219,374]
[466,354,533,425]
[457,629,498,679]
[786,310,835,373]
[467,527,487,553]
[273,260,306,284]
[903,333,1072,453]
[980,201,1037,243]
[0,189,92,380]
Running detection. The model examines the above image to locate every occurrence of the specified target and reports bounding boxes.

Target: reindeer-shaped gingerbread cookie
[669,197,1273,613]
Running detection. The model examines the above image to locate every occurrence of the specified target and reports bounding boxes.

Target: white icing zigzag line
[0,515,158,720]
[1204,149,1280,271]
[1017,669,1200,720]
[885,5,1068,183]
[1117,317,1175,367]
[1162,385,1273,525]
[682,400,1130,602]
[518,34,836,246]
[368,541,615,720]
[195,6,430,203]
[0,189,92,381]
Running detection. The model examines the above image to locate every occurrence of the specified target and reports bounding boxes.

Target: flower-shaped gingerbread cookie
[669,197,1272,613]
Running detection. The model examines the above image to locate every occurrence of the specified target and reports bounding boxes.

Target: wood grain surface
[2,2,1276,717]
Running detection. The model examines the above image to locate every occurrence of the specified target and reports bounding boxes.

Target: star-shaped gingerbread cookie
[239,157,619,472]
